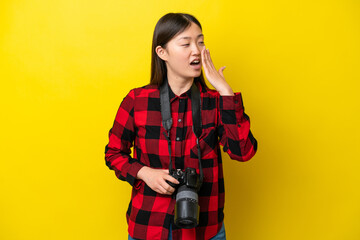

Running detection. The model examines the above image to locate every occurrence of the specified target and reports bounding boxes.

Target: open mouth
[190,60,200,66]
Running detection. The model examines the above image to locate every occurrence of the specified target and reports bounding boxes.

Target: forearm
[217,92,258,161]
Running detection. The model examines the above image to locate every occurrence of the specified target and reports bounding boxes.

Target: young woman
[105,13,257,240]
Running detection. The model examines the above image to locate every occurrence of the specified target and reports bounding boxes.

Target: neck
[167,75,194,96]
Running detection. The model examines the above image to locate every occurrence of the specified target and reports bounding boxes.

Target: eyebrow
[177,33,204,41]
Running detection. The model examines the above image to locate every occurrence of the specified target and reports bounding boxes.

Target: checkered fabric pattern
[105,80,257,240]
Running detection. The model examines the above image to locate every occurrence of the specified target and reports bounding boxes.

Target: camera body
[168,168,200,189]
[168,167,201,229]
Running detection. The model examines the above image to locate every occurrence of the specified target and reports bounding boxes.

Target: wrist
[219,90,234,96]
[136,166,149,180]
[217,84,234,96]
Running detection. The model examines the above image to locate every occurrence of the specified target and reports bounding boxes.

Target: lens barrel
[174,185,200,228]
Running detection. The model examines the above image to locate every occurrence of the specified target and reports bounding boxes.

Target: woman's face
[157,22,205,82]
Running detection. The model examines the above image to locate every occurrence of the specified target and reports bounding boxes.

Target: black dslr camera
[167,167,201,229]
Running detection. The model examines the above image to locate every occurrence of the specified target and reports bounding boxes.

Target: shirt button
[178,119,182,122]
[176,137,181,141]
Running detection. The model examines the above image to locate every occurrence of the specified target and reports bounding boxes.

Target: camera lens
[174,185,200,229]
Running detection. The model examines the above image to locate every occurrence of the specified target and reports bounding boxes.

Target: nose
[191,44,201,55]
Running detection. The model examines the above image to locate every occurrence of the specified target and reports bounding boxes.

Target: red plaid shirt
[105,80,257,240]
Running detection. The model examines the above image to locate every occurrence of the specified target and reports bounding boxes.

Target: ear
[155,45,168,61]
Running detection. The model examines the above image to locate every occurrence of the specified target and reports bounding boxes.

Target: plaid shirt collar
[166,79,207,103]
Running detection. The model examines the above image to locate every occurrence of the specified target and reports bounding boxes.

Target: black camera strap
[160,78,204,188]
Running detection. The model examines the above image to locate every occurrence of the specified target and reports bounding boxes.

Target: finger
[201,47,207,68]
[203,48,215,73]
[218,66,226,78]
[156,184,170,195]
[160,181,175,194]
[201,45,206,57]
[202,49,212,75]
[201,47,207,63]
[204,47,211,65]
[206,49,217,71]
[160,177,176,190]
[163,174,180,185]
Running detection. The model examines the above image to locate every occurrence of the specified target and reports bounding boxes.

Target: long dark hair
[150,13,208,89]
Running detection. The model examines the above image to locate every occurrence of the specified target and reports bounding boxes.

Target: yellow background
[1,0,359,239]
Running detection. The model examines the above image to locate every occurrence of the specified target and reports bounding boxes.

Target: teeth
[192,60,200,64]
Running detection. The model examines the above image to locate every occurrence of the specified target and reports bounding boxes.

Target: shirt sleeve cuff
[219,92,243,110]
[126,160,146,189]
[219,92,244,124]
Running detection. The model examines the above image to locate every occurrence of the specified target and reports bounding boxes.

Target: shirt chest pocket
[188,126,219,183]
[190,126,218,161]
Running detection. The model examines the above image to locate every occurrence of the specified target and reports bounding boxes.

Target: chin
[192,71,202,78]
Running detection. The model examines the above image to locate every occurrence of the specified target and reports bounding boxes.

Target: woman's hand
[137,166,180,195]
[201,46,234,96]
